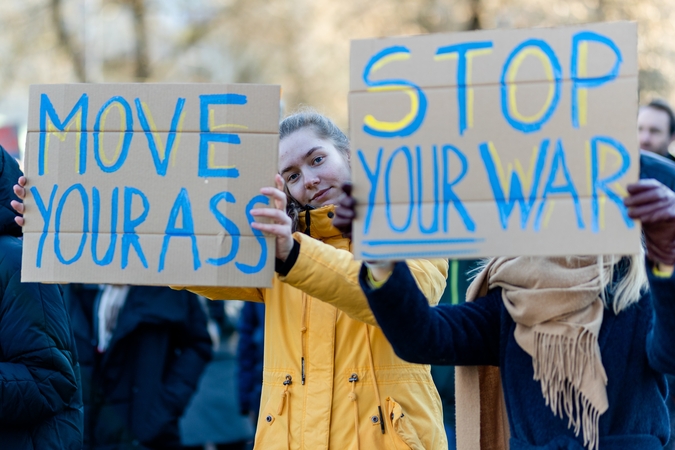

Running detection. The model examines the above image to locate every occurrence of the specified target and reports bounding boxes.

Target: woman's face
[279,127,351,208]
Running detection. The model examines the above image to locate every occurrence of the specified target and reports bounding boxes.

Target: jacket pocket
[253,373,294,450]
[386,397,425,450]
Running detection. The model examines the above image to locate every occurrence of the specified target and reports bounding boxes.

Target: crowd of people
[2,95,675,450]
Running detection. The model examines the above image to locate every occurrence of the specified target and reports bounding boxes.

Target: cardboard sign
[22,84,280,287]
[349,22,640,260]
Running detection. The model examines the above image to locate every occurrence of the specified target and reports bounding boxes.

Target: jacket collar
[298,204,343,241]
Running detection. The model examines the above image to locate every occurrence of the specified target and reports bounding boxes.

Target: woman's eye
[287,173,299,183]
[313,156,324,164]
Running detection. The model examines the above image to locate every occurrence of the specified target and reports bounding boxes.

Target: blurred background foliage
[0,0,672,152]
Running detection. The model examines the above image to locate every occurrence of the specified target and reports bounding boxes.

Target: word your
[358,135,632,235]
[30,184,269,274]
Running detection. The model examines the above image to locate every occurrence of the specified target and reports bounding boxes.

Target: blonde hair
[598,250,648,314]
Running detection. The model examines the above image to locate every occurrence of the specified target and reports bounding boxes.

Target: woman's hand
[332,183,394,278]
[333,183,356,239]
[11,176,27,227]
[251,174,294,262]
[625,179,675,265]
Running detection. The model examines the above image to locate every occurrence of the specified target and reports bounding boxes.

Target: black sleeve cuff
[275,240,300,276]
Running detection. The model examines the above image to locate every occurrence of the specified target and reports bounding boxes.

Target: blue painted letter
[54,184,89,265]
[362,46,427,138]
[91,187,118,266]
[385,146,414,233]
[479,140,549,229]
[136,97,186,176]
[571,32,622,128]
[159,188,201,272]
[357,148,383,235]
[442,145,475,232]
[31,185,58,268]
[206,191,241,267]
[590,136,633,232]
[534,140,584,231]
[198,94,246,178]
[435,41,493,135]
[236,195,269,274]
[122,186,149,269]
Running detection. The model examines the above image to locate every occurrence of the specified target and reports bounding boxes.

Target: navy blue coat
[0,147,83,449]
[66,284,212,450]
[236,301,265,417]
[363,261,675,449]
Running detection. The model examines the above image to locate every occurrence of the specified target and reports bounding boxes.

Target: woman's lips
[311,187,331,203]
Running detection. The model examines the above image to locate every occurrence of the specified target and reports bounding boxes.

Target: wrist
[275,240,300,276]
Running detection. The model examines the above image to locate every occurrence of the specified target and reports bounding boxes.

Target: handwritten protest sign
[349,22,640,260]
[22,84,280,287]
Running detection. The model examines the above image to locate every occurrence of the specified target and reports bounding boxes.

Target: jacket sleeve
[170,284,265,303]
[0,268,79,425]
[362,261,502,366]
[279,232,448,326]
[646,268,675,375]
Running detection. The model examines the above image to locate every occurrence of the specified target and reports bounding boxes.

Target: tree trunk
[129,0,150,80]
[50,0,86,81]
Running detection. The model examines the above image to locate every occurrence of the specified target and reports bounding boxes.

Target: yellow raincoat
[180,205,448,449]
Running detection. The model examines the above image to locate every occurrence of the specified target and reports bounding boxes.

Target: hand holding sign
[250,174,294,262]
[625,179,675,265]
[332,183,355,239]
[11,175,26,227]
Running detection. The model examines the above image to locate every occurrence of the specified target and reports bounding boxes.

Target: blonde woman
[336,178,675,450]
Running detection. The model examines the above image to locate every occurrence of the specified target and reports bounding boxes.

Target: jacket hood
[0,146,23,237]
[297,204,343,241]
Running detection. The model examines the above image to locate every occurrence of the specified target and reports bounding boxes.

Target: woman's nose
[304,174,320,188]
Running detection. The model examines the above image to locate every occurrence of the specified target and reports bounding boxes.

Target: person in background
[638,109,675,449]
[638,99,675,161]
[64,283,212,450]
[237,302,265,438]
[0,146,82,449]
[180,299,254,450]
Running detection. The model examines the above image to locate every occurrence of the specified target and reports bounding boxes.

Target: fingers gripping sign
[625,179,675,265]
[251,174,295,262]
[11,176,27,227]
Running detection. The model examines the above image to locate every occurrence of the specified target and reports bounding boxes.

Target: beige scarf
[455,256,609,450]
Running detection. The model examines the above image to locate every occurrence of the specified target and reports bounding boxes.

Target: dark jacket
[65,284,212,450]
[363,261,675,449]
[0,147,83,449]
[641,150,675,191]
[236,301,265,417]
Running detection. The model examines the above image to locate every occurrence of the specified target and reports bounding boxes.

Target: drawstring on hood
[302,204,314,235]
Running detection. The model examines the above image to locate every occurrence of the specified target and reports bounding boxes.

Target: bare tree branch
[467,0,482,30]
[127,0,150,80]
[50,0,86,81]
